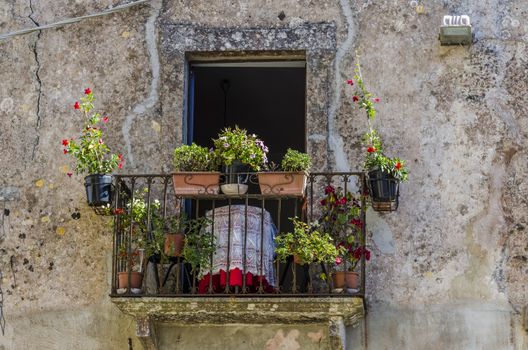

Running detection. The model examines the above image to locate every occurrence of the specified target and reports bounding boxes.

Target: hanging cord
[0,0,149,41]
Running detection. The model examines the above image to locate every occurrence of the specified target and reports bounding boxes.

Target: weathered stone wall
[0,0,526,349]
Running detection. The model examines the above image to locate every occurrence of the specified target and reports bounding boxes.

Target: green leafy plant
[212,126,268,171]
[280,149,312,172]
[173,143,218,171]
[182,217,215,278]
[348,53,409,182]
[62,88,123,175]
[275,218,341,264]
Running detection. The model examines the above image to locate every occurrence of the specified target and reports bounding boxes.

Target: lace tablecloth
[203,205,277,286]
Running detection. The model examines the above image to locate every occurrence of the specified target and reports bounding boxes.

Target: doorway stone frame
[159,21,337,172]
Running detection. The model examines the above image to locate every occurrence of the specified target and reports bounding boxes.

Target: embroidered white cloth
[204,205,277,286]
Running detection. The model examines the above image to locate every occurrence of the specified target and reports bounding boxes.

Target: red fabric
[198,268,274,294]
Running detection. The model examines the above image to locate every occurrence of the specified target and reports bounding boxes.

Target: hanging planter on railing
[172,143,220,195]
[367,169,400,211]
[61,88,124,214]
[257,148,311,196]
[347,51,409,212]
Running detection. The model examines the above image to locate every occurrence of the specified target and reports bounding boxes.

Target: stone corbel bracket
[112,297,364,350]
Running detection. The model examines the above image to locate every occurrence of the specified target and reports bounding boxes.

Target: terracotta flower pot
[257,172,307,196]
[345,271,359,289]
[164,233,185,257]
[293,254,304,265]
[332,271,346,289]
[117,271,143,289]
[172,172,220,195]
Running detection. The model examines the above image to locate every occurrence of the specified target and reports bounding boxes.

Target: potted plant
[117,245,144,291]
[257,148,311,196]
[173,143,220,195]
[182,217,215,279]
[274,218,340,265]
[212,126,268,195]
[319,185,369,289]
[62,88,123,207]
[163,214,187,258]
[348,52,409,211]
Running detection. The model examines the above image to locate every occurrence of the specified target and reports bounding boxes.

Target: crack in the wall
[327,0,356,172]
[122,0,162,166]
[28,0,42,161]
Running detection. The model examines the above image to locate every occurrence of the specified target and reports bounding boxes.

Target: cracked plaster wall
[0,0,527,349]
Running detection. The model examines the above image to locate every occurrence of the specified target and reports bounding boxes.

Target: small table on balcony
[198,205,277,293]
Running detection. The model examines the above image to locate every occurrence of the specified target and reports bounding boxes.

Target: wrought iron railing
[110,172,367,298]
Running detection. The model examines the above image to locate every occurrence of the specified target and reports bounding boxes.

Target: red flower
[114,208,125,215]
[351,219,363,228]
[365,249,371,261]
[63,149,68,154]
[98,138,103,144]
[324,185,335,194]
[346,79,354,85]
[320,199,327,206]
[84,88,91,95]
[74,101,80,110]
[67,172,72,177]
[61,139,69,146]
[103,116,109,123]
[373,97,381,103]
[395,162,402,170]
[118,163,123,169]
[117,153,123,161]
[367,147,376,153]
[338,197,347,205]
[352,95,359,102]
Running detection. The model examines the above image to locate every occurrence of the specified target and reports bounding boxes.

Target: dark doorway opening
[186,60,308,293]
[188,61,306,162]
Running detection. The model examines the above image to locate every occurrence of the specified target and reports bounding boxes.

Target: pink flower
[346,79,354,85]
[324,185,335,194]
[373,97,380,103]
[335,257,343,265]
[103,116,109,123]
[67,172,72,177]
[118,163,123,169]
[98,138,103,144]
[320,199,327,206]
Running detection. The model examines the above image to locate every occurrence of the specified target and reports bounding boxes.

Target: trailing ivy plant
[62,88,123,175]
[275,218,341,264]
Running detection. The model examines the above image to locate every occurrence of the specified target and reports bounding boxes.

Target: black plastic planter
[84,174,113,207]
[367,170,399,211]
